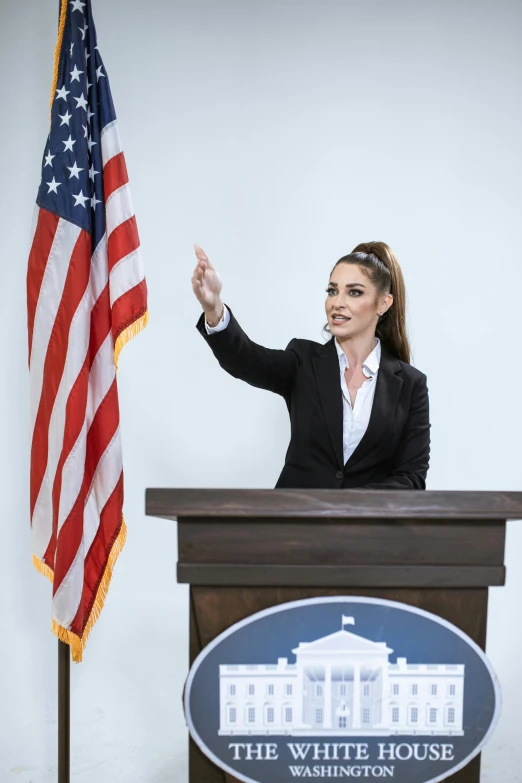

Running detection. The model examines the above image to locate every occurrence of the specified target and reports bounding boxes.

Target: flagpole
[58,640,70,782]
[54,2,70,779]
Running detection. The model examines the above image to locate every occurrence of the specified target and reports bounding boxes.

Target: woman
[191,241,430,490]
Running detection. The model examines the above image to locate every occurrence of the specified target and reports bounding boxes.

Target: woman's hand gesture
[191,244,223,322]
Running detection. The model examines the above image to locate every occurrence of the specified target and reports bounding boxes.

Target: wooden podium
[145,488,522,783]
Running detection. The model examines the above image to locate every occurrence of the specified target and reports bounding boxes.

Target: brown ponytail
[331,241,411,364]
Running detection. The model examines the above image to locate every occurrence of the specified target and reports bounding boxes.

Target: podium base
[188,585,486,783]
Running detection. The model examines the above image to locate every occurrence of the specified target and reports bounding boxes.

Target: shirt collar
[335,336,381,376]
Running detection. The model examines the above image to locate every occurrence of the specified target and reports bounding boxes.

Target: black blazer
[196,307,430,490]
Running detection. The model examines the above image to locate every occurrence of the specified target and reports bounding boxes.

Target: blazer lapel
[313,339,404,471]
[346,346,403,468]
[313,339,344,469]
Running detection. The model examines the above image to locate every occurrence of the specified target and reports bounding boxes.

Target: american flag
[27,0,147,662]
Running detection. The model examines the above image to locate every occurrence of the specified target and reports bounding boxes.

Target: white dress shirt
[205,305,381,465]
[335,335,381,463]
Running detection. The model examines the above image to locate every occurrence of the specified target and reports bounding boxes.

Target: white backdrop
[1,0,521,780]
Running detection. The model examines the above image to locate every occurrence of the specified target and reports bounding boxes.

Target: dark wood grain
[179,563,505,587]
[146,487,522,520]
[178,515,506,588]
[189,594,244,783]
[191,586,488,654]
[189,593,227,783]
[178,519,505,565]
[58,640,70,783]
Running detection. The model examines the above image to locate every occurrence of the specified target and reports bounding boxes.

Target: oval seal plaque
[185,597,501,783]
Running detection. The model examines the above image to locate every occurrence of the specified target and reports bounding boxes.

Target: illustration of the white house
[219,617,464,737]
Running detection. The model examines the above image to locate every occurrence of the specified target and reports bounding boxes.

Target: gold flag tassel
[113,309,149,369]
[33,518,128,663]
[32,554,55,583]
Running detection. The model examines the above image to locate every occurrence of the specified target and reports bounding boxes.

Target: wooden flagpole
[58,640,70,782]
[54,3,70,780]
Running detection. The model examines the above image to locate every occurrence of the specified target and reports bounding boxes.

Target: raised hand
[191,244,223,322]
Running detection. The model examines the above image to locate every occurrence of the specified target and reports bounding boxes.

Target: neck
[335,331,378,368]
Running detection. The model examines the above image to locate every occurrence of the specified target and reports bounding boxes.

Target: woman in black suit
[191,241,430,490]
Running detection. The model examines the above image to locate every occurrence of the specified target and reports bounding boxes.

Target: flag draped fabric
[27,0,147,661]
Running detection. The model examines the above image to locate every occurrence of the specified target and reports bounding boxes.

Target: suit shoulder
[285,337,323,355]
[398,360,427,385]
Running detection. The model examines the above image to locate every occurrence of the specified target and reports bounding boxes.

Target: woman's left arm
[359,373,431,490]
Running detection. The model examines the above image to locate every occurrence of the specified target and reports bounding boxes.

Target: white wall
[1,0,521,780]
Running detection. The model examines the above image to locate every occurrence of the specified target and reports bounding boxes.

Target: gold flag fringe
[42,517,128,663]
[49,0,68,115]
[113,309,149,369]
[33,554,55,583]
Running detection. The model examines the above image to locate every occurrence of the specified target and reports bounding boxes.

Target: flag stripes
[28,0,147,661]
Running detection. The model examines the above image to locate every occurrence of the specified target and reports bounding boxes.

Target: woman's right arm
[191,245,299,397]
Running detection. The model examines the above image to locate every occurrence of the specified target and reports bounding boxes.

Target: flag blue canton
[37,0,117,249]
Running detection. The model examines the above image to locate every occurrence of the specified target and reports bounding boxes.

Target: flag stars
[58,109,72,126]
[39,19,117,227]
[74,93,88,111]
[63,135,76,152]
[67,161,84,180]
[55,85,70,101]
[70,64,84,82]
[72,190,89,208]
[46,177,61,194]
[70,0,86,12]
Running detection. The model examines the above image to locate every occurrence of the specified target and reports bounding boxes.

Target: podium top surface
[145,488,522,520]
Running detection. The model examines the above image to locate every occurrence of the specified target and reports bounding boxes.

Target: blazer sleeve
[195,306,300,398]
[358,373,431,490]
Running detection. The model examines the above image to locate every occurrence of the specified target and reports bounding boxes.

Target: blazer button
[336,471,344,480]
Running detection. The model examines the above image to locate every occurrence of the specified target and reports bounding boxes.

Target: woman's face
[325,263,390,340]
